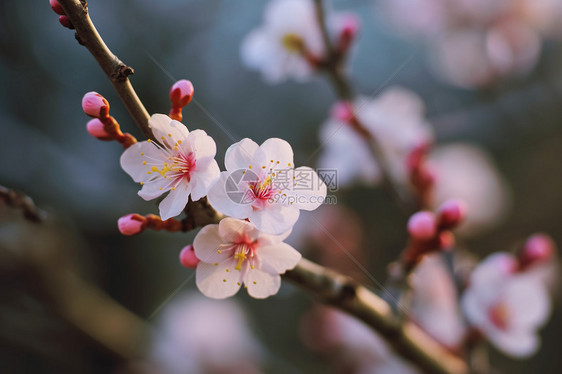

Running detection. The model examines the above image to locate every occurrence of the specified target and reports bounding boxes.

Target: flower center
[281,33,305,53]
[233,241,257,271]
[488,302,510,330]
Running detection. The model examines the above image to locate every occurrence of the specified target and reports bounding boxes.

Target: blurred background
[1,0,562,373]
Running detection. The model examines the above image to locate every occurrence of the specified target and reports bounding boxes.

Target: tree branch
[53,2,467,373]
[57,0,153,140]
[284,259,467,374]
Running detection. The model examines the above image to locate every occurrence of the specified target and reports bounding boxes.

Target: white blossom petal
[244,268,281,299]
[259,242,301,273]
[289,166,327,211]
[224,138,260,171]
[149,114,189,147]
[158,179,191,220]
[196,258,243,299]
[486,328,539,358]
[120,141,167,183]
[186,129,217,160]
[207,172,254,218]
[248,205,300,235]
[190,158,220,201]
[504,276,550,329]
[259,138,294,170]
[194,224,233,264]
[138,178,170,200]
[218,218,258,243]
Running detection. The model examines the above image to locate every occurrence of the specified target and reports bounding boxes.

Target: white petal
[487,328,539,358]
[289,166,327,211]
[138,178,170,200]
[461,288,489,327]
[259,138,294,170]
[186,129,217,160]
[190,158,220,201]
[504,276,550,329]
[244,268,281,299]
[207,172,254,218]
[196,258,243,299]
[158,179,191,220]
[194,224,233,263]
[224,138,259,171]
[259,243,301,273]
[218,218,258,243]
[120,141,167,183]
[248,205,300,235]
[149,114,189,147]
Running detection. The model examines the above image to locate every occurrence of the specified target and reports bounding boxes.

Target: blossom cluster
[380,0,562,87]
[104,83,326,299]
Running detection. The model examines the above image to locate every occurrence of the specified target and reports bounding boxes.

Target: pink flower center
[488,302,510,330]
[248,175,275,208]
[232,236,258,271]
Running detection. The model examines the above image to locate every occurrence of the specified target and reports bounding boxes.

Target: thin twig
[0,185,46,223]
[57,0,153,140]
[313,0,415,213]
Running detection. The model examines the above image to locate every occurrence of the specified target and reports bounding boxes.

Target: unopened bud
[407,211,437,240]
[50,0,65,15]
[437,199,467,230]
[58,15,73,29]
[338,14,360,43]
[118,214,146,236]
[519,233,555,269]
[170,80,194,108]
[331,101,354,122]
[82,92,110,118]
[179,245,200,268]
[86,119,111,139]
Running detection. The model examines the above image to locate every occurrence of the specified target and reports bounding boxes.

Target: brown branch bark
[57,0,153,140]
[284,259,468,374]
[52,2,467,373]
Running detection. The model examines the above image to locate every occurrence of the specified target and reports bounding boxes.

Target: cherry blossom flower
[120,114,220,220]
[240,0,355,83]
[410,254,466,349]
[193,217,301,299]
[151,292,262,374]
[380,0,562,87]
[429,143,510,236]
[317,87,433,188]
[207,137,327,235]
[462,253,551,357]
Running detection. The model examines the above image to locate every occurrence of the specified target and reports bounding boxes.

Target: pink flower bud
[437,199,467,229]
[339,14,360,40]
[118,214,146,236]
[86,119,111,139]
[50,0,65,15]
[407,211,437,240]
[58,15,73,29]
[331,101,354,122]
[179,245,200,268]
[170,80,194,108]
[519,233,555,269]
[82,92,110,118]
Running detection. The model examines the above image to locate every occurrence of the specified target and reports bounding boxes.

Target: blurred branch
[313,0,416,213]
[284,258,468,374]
[0,185,46,223]
[57,0,153,140]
